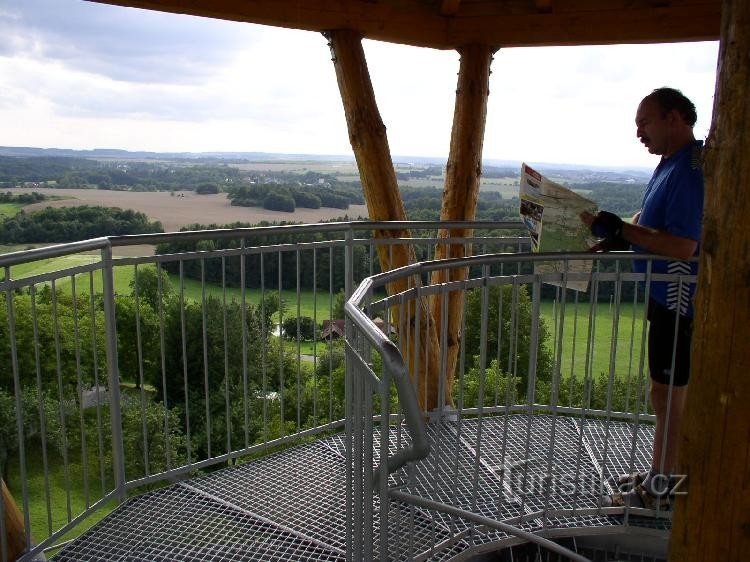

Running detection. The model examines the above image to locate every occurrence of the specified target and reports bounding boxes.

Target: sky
[0,0,720,170]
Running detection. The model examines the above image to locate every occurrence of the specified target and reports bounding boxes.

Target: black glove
[597,236,631,252]
[589,211,624,239]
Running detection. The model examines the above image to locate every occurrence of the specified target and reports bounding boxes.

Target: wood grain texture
[670,1,750,560]
[2,478,26,561]
[85,1,720,48]
[327,30,443,411]
[430,44,494,408]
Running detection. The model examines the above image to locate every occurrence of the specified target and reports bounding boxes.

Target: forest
[0,206,163,243]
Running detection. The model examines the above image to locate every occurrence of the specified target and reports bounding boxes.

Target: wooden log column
[327,29,442,411]
[430,44,494,408]
[670,1,750,559]
[1,478,26,561]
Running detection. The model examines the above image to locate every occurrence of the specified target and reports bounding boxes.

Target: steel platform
[52,415,669,561]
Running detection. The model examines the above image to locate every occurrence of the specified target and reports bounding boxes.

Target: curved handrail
[345,278,430,482]
[344,249,698,482]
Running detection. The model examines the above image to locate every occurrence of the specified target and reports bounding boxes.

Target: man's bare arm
[620,222,698,260]
[580,210,697,260]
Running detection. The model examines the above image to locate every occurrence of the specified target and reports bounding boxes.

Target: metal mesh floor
[53,415,669,561]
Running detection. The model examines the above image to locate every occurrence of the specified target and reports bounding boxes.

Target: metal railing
[1,220,529,561]
[345,251,695,561]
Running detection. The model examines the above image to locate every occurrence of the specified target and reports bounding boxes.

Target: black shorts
[647,299,693,387]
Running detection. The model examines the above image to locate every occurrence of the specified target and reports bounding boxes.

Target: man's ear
[666,108,683,126]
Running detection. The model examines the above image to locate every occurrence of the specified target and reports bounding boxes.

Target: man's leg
[650,380,688,478]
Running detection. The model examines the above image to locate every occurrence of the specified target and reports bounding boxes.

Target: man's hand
[582,211,624,239]
[591,236,631,252]
[580,210,630,252]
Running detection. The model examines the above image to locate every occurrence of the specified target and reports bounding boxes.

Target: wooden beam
[327,29,443,411]
[430,44,494,409]
[670,1,750,559]
[440,0,462,16]
[85,0,720,49]
[448,4,720,46]
[535,0,554,13]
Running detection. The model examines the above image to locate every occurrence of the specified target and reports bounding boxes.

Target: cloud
[0,0,261,84]
[0,0,720,168]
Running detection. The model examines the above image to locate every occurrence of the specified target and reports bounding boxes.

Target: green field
[7,448,117,556]
[0,202,24,218]
[540,299,647,383]
[2,254,340,320]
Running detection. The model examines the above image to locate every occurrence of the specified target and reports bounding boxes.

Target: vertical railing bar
[344,323,354,562]
[624,279,639,414]
[260,252,269,448]
[621,261,654,526]
[379,352,390,562]
[222,256,232,456]
[576,262,600,515]
[133,264,150,477]
[156,262,172,470]
[498,273,517,506]
[568,290,580,409]
[30,285,54,535]
[520,275,542,518]
[296,249,302,433]
[657,274,686,494]
[432,278,450,515]
[494,278,505,408]
[70,274,91,509]
[312,248,318,428]
[101,244,126,502]
[543,263,569,529]
[363,352,374,562]
[600,260,624,497]
[5,265,31,553]
[87,269,106,494]
[51,279,73,521]
[200,258,212,459]
[240,240,250,450]
[278,249,285,437]
[414,281,424,413]
[471,265,490,517]
[179,260,192,464]
[328,246,334,424]
[452,276,469,542]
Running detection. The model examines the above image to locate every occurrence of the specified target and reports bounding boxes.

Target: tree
[463,284,553,400]
[129,264,174,311]
[292,191,321,209]
[155,296,268,460]
[263,192,295,212]
[195,183,220,194]
[281,316,316,341]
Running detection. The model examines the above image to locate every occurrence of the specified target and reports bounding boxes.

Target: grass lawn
[7,447,117,556]
[170,275,338,321]
[539,299,648,383]
[0,202,24,218]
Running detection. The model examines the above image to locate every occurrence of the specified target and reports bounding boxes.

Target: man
[581,87,704,509]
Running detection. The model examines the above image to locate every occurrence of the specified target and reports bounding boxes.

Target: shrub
[263,192,295,212]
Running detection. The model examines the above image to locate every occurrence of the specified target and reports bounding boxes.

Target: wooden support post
[670,1,750,559]
[430,44,494,408]
[1,478,26,561]
[327,29,442,411]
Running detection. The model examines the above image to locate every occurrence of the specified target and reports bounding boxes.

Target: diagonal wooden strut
[430,44,495,408]
[327,29,442,411]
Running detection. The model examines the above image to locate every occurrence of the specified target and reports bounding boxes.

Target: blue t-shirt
[632,141,704,317]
